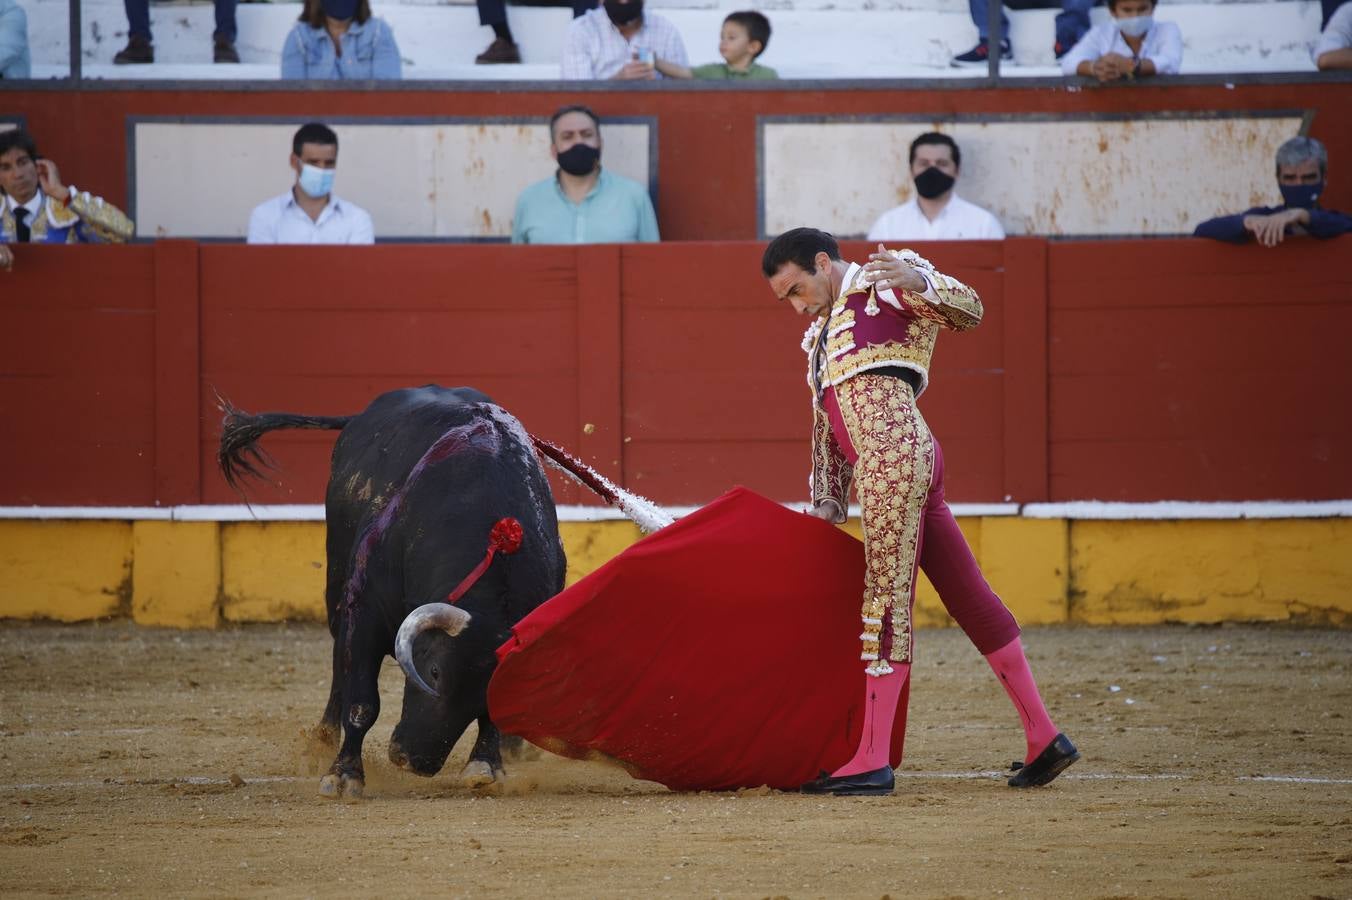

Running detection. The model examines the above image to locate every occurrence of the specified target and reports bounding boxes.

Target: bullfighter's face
[768,253,835,318]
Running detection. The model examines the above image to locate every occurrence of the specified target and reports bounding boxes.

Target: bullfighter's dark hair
[761,227,841,278]
[724,11,772,57]
[909,131,961,169]
[549,105,601,144]
[292,123,339,158]
[0,128,38,163]
[299,0,371,27]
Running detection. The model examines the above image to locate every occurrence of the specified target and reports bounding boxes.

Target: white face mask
[298,163,335,198]
[1115,14,1153,37]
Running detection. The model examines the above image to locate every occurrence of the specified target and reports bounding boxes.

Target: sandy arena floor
[0,621,1349,898]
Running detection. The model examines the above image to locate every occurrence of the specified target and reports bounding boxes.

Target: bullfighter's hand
[0,244,13,272]
[863,243,928,294]
[35,159,71,203]
[807,499,845,524]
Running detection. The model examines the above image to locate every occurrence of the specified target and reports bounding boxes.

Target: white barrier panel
[761,114,1307,237]
[132,119,654,240]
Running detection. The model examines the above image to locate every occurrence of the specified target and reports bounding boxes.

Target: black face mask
[913,166,956,200]
[604,0,643,25]
[557,143,601,176]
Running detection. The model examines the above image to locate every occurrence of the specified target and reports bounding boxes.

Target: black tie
[13,207,30,243]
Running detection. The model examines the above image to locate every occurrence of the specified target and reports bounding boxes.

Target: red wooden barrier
[1,244,158,505]
[1046,238,1352,501]
[1,237,1347,507]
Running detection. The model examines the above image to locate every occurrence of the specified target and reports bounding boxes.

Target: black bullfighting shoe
[1008,733,1080,788]
[800,766,895,796]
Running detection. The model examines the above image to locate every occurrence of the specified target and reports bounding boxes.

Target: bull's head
[390,603,490,775]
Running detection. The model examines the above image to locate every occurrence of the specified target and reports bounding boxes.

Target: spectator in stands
[1323,0,1349,29]
[561,0,688,79]
[476,0,596,64]
[867,133,1004,241]
[0,129,135,252]
[953,0,1092,65]
[512,105,659,244]
[247,123,375,244]
[0,0,31,79]
[281,0,402,80]
[114,0,239,64]
[654,11,777,80]
[1060,0,1181,80]
[1315,2,1352,70]
[1194,136,1352,246]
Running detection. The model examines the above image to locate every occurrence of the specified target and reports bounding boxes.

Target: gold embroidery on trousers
[835,373,934,676]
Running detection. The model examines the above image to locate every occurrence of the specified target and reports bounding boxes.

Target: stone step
[27,0,1323,76]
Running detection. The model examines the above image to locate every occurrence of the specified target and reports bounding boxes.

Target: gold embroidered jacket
[1,190,135,244]
[804,250,983,514]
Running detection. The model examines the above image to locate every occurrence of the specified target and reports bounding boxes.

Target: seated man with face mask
[1194,136,1352,247]
[511,105,660,245]
[867,133,1004,242]
[561,0,689,80]
[247,123,374,245]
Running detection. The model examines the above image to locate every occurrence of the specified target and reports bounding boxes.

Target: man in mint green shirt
[511,105,660,245]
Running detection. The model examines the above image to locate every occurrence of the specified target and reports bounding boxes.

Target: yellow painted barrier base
[1,517,1349,628]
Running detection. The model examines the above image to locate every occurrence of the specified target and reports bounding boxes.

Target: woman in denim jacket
[281,0,402,80]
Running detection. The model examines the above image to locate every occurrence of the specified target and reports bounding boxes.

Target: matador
[762,227,1079,796]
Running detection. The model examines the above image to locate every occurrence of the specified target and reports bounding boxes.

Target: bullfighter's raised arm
[859,244,983,332]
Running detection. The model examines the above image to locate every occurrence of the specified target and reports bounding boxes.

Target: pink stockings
[831,638,1060,777]
[985,636,1060,764]
[832,666,910,778]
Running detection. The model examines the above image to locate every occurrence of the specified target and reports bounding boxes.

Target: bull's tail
[217,392,352,494]
[530,435,675,533]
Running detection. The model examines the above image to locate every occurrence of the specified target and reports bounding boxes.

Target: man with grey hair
[1194,136,1351,246]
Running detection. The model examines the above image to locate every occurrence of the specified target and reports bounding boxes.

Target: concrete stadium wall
[3,237,1349,508]
[1,80,1348,242]
[2,515,1349,628]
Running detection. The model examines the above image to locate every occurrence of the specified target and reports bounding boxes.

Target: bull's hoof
[461,759,506,790]
[319,773,365,799]
[501,735,541,762]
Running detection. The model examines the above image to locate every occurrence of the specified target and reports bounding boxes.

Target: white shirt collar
[840,261,864,298]
[913,191,962,222]
[283,188,343,220]
[4,189,43,217]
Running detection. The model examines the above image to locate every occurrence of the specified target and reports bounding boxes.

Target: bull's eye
[429,664,440,682]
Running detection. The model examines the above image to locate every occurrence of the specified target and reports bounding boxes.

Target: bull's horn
[394,603,472,698]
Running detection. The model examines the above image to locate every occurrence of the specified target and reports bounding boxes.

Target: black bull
[219,385,566,798]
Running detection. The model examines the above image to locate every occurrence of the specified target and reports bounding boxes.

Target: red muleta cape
[488,487,909,791]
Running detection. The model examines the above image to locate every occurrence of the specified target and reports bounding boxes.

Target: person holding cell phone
[560,0,688,80]
[0,128,134,256]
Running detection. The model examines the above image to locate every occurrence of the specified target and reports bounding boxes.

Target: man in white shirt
[1060,0,1182,80]
[866,133,1005,242]
[561,0,688,80]
[247,123,374,245]
[1315,2,1352,70]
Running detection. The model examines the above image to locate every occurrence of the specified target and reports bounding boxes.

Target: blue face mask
[1279,181,1323,209]
[1115,14,1153,37]
[298,163,335,198]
